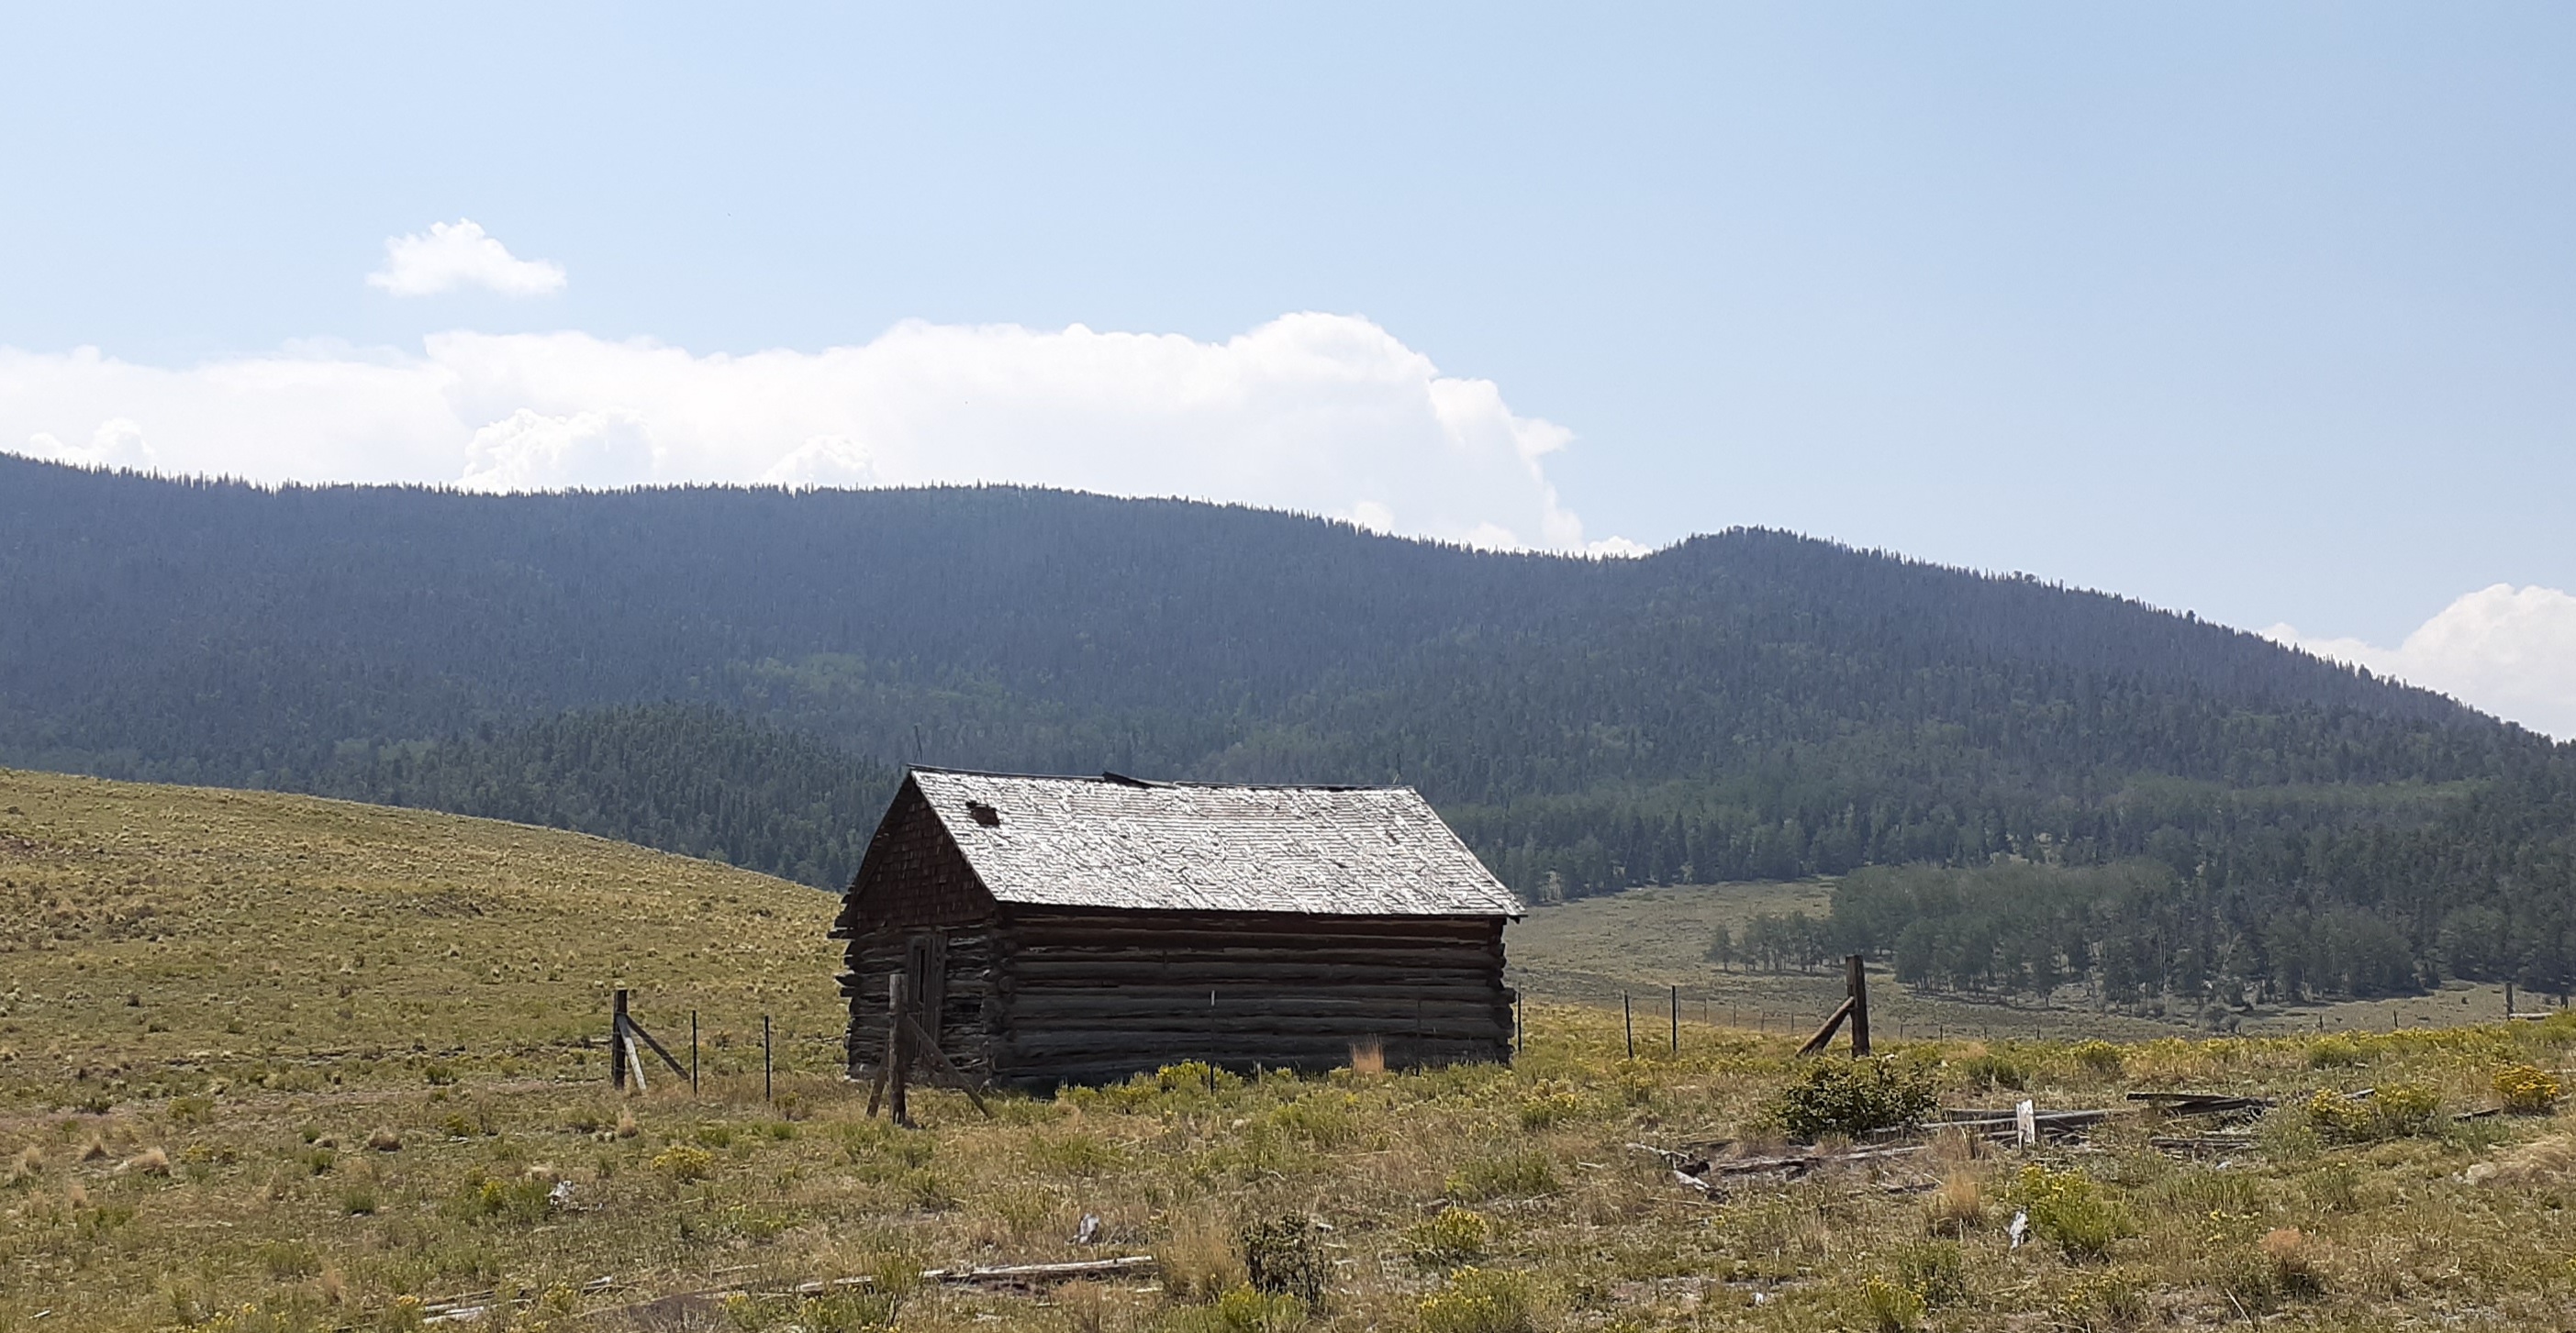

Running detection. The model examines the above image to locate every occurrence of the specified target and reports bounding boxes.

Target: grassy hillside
[9,771,2576,1332]
[0,767,843,1101]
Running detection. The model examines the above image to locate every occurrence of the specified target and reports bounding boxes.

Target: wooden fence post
[764,1014,774,1105]
[1623,993,1634,1059]
[690,1010,699,1094]
[1847,954,1871,1057]
[1669,984,1679,1054]
[611,989,630,1092]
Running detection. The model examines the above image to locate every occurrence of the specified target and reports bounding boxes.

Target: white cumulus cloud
[0,313,1630,553]
[365,219,567,297]
[2265,583,2576,739]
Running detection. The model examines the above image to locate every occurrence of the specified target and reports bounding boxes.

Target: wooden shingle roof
[906,767,1522,917]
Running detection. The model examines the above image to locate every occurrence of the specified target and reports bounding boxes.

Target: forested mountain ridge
[4,454,2570,1003]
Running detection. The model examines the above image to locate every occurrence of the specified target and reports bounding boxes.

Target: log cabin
[834,767,1522,1088]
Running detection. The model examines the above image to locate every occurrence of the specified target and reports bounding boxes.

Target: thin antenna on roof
[912,725,924,763]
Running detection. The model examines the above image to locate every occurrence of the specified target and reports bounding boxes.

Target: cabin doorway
[903,934,947,1044]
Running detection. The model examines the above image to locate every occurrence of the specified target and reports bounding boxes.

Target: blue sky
[3,5,2570,732]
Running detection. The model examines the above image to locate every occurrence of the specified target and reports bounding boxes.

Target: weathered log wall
[984,907,1511,1084]
[840,924,1000,1078]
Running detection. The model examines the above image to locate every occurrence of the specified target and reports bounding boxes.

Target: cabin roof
[901,767,1522,917]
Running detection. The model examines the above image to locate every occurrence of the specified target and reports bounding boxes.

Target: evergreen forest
[4,455,2570,1007]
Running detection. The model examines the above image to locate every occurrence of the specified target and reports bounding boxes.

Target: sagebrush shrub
[451,1170,552,1225]
[1444,1150,1558,1202]
[1240,1214,1327,1307]
[1417,1268,1536,1333]
[1164,1284,1307,1333]
[2303,1084,2439,1143]
[1515,1080,1588,1128]
[2493,1064,2562,1115]
[1952,1052,2025,1093]
[1894,1239,1968,1307]
[1861,1276,1924,1332]
[2011,1165,2135,1261]
[1405,1207,1492,1270]
[651,1143,715,1183]
[1765,1058,1936,1141]
[2068,1040,2125,1078]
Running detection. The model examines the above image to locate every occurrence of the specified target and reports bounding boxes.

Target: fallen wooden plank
[2149,1135,2259,1153]
[1709,1144,1924,1177]
[795,1256,1158,1295]
[2124,1091,2271,1117]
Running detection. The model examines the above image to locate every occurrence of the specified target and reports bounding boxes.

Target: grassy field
[8,770,2576,1331]
[1506,881,2555,1045]
[1507,883,2189,1043]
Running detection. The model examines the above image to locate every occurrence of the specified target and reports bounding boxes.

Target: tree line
[2,456,2567,1003]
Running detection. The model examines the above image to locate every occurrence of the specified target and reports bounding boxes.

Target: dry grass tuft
[79,1135,111,1162]
[1157,1206,1248,1304]
[1051,1279,1122,1333]
[1926,1169,1984,1234]
[7,1144,41,1184]
[615,1107,640,1139]
[117,1146,171,1176]
[2260,1227,2326,1298]
[1348,1039,1386,1076]
[365,1127,401,1152]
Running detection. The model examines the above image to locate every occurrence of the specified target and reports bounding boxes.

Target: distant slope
[2,456,2570,1003]
[0,766,842,1086]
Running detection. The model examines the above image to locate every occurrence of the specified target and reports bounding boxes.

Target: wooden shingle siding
[830,782,993,934]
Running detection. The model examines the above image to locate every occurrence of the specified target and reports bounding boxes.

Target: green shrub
[2304,1037,2365,1069]
[1268,1094,1358,1147]
[2065,1268,2147,1329]
[1515,1080,1589,1129]
[2068,1040,2125,1078]
[1444,1150,1558,1201]
[2371,1084,2440,1137]
[1764,1059,1936,1141]
[2494,1064,2563,1115]
[1029,1128,1124,1175]
[1405,1208,1492,1271]
[1860,1276,1924,1332]
[652,1143,716,1182]
[2011,1165,2136,1261]
[1240,1214,1327,1307]
[1952,1052,2025,1093]
[2303,1084,2440,1144]
[1417,1268,1536,1333]
[1163,1284,1307,1333]
[1893,1239,1967,1307]
[451,1170,552,1225]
